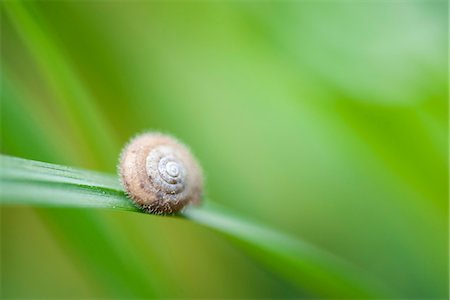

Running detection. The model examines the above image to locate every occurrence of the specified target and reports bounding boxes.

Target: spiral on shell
[119,132,203,214]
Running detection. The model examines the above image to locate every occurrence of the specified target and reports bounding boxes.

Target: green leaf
[0,154,387,297]
[1,154,136,210]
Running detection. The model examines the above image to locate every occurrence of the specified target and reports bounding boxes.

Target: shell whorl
[119,133,203,214]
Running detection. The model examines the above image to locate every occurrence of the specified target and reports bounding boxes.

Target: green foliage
[0,154,385,297]
[1,155,134,210]
[1,0,447,298]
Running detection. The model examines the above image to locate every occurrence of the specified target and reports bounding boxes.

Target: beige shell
[119,132,203,214]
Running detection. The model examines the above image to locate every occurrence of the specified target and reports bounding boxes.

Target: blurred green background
[1,0,448,298]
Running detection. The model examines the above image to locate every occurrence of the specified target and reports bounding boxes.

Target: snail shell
[119,132,203,215]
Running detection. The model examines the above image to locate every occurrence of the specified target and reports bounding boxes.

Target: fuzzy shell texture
[119,132,203,214]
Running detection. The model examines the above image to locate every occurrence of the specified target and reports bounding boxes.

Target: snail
[119,132,203,215]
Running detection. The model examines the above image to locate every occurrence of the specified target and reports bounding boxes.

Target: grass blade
[0,154,388,297]
[1,155,135,210]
